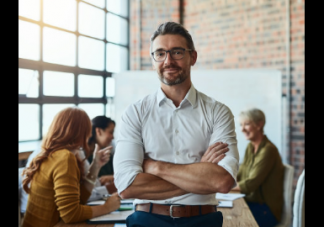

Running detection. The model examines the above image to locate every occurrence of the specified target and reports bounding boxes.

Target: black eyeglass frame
[151,48,193,62]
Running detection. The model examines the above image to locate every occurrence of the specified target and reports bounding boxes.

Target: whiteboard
[113,69,282,163]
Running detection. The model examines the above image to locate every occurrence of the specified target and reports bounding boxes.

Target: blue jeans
[246,201,278,227]
[126,210,223,227]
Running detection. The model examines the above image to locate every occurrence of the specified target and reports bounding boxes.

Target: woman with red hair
[22,107,120,227]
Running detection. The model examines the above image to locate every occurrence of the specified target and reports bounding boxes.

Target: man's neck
[161,80,191,107]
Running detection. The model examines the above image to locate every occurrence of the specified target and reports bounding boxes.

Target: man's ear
[191,50,198,66]
[152,58,156,70]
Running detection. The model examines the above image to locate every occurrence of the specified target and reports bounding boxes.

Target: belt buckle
[170,204,181,218]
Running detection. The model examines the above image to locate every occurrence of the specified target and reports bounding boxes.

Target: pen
[102,194,112,200]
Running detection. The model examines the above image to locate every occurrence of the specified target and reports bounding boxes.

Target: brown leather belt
[135,203,217,218]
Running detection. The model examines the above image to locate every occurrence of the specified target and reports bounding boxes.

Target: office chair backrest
[275,164,294,227]
[292,169,305,227]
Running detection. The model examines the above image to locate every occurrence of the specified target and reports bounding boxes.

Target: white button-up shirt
[114,84,239,205]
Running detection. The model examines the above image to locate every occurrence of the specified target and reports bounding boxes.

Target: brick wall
[129,0,305,188]
[130,0,180,70]
[289,0,304,187]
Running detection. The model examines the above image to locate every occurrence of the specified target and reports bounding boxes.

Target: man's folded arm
[143,160,235,194]
[113,142,188,200]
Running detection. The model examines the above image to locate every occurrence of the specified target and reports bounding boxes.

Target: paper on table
[114,224,127,227]
[121,199,135,204]
[217,200,233,208]
[87,199,135,211]
[216,193,245,201]
[119,199,135,211]
[87,185,108,202]
[87,200,105,205]
[88,210,134,222]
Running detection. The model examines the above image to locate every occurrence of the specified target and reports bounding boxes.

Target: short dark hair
[150,21,196,52]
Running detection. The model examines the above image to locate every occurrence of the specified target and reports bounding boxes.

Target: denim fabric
[247,201,278,227]
[126,210,223,227]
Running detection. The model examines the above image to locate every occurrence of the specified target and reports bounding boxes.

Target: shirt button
[175,129,179,133]
[176,151,179,155]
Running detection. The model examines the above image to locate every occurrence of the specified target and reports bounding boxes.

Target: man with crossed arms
[113,21,239,227]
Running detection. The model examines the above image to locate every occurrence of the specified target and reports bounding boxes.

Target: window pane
[19,0,40,21]
[79,2,105,39]
[19,68,39,98]
[83,0,105,8]
[106,0,128,17]
[106,98,115,119]
[106,13,128,45]
[106,43,128,73]
[78,74,103,97]
[43,0,76,31]
[19,20,40,60]
[78,103,104,120]
[43,27,76,66]
[19,104,40,141]
[78,36,105,70]
[106,77,115,97]
[43,104,75,136]
[43,71,74,96]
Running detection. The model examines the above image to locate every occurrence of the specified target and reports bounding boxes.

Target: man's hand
[231,184,241,192]
[200,142,229,164]
[142,158,158,175]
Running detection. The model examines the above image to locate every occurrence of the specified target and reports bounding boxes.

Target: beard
[157,64,189,86]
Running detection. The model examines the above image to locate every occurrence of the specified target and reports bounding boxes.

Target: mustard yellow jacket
[22,149,92,227]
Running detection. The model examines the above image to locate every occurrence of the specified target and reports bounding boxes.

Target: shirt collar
[157,87,166,105]
[156,83,197,107]
[185,83,197,107]
[247,135,269,154]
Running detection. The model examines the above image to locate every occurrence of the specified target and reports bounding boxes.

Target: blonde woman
[232,108,284,227]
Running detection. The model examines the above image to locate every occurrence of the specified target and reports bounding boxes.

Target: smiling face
[151,34,197,86]
[96,123,115,149]
[239,118,262,142]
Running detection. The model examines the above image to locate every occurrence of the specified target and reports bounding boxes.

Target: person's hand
[103,192,121,213]
[102,175,117,194]
[200,142,229,164]
[99,175,114,186]
[92,144,112,168]
[142,158,158,175]
[231,184,241,192]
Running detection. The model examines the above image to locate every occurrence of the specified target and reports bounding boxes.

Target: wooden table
[54,196,258,227]
[221,196,259,227]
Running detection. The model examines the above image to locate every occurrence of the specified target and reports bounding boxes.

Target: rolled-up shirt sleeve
[113,104,145,194]
[209,103,240,187]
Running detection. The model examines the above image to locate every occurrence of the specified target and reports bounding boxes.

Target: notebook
[217,200,233,208]
[87,199,134,211]
[87,210,134,224]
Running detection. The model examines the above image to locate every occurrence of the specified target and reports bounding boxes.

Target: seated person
[232,108,284,227]
[87,116,117,193]
[20,140,102,215]
[21,107,120,227]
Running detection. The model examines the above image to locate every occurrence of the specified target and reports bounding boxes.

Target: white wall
[113,69,282,163]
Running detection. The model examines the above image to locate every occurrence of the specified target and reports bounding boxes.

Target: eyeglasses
[151,48,192,62]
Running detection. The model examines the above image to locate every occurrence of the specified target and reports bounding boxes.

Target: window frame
[19,0,130,142]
